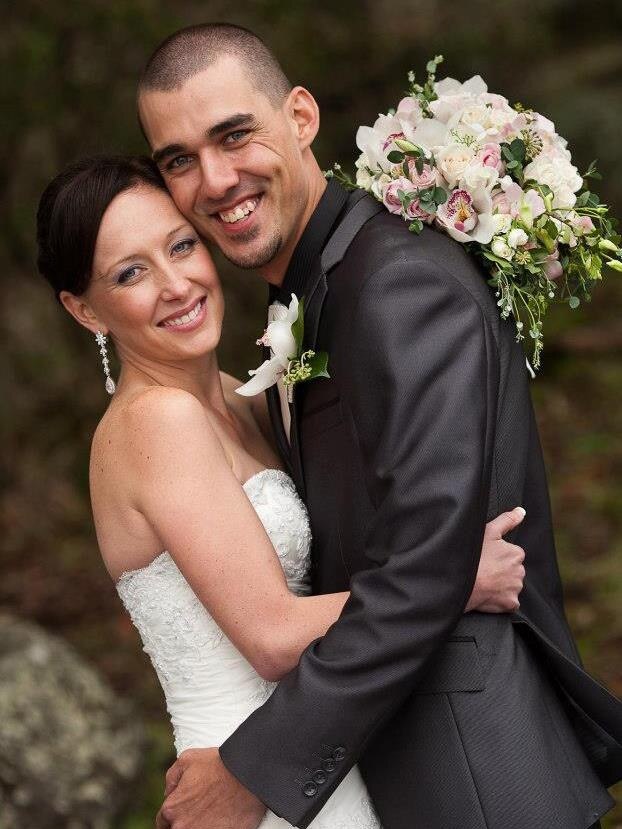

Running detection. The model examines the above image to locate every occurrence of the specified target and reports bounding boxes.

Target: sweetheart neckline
[114,468,292,584]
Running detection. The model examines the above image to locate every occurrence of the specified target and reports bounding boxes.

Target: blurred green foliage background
[2,0,621,825]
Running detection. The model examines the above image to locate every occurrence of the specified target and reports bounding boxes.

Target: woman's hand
[466,507,526,613]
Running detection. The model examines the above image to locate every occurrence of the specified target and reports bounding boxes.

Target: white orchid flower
[236,294,299,397]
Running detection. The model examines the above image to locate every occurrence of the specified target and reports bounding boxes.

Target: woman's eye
[171,238,197,255]
[117,266,141,284]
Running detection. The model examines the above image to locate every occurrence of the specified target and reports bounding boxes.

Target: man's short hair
[138,23,292,106]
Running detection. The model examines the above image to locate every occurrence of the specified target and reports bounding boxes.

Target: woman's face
[74,184,224,368]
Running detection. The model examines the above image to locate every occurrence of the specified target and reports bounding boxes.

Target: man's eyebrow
[152,143,185,167]
[207,112,255,139]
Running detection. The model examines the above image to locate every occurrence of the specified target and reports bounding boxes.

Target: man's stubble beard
[219,224,284,270]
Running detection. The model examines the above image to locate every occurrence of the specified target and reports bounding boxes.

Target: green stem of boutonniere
[283,350,316,403]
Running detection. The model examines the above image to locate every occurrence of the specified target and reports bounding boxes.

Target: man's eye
[224,130,249,145]
[117,266,141,284]
[171,238,197,255]
[167,155,192,171]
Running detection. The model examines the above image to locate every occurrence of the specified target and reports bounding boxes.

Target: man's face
[139,57,311,275]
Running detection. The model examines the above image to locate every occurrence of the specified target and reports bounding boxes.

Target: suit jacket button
[333,746,346,761]
[302,781,318,797]
[321,758,336,772]
[312,770,327,784]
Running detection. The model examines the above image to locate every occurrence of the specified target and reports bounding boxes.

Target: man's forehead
[140,63,265,145]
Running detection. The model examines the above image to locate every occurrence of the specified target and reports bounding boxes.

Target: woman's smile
[158,296,208,331]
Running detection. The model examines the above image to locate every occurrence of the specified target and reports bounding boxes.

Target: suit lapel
[263,343,294,477]
[287,270,328,501]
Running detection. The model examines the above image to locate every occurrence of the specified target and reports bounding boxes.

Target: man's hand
[466,507,526,613]
[156,747,266,829]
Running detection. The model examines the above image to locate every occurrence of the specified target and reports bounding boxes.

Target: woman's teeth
[162,299,203,327]
[219,198,258,224]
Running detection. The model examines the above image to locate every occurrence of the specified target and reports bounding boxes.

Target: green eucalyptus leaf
[545,219,559,240]
[510,138,526,162]
[387,150,405,163]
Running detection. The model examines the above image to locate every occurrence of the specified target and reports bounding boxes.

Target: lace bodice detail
[116,469,380,829]
[116,470,311,749]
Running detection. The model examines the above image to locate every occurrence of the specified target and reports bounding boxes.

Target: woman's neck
[114,350,229,416]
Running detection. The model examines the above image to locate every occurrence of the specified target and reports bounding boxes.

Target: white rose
[371,173,392,200]
[356,167,373,189]
[435,142,476,187]
[491,236,514,260]
[523,153,583,208]
[462,160,499,192]
[508,228,529,248]
[492,212,512,234]
[355,154,374,189]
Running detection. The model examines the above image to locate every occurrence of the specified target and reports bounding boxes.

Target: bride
[36,154,527,828]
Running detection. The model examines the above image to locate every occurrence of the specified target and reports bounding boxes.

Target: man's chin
[220,233,283,271]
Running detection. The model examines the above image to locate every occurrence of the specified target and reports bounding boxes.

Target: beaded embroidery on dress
[116,469,381,829]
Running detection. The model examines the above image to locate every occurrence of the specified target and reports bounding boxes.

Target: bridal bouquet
[330,56,621,370]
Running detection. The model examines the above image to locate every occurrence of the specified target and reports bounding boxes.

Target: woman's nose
[158,264,193,301]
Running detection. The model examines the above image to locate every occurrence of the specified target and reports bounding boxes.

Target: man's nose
[195,149,241,206]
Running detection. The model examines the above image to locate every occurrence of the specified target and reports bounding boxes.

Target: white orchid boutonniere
[235,293,329,402]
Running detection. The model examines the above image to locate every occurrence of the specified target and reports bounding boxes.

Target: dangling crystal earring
[95,331,116,395]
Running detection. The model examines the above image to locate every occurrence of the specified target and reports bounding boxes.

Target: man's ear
[59,291,107,336]
[286,86,320,150]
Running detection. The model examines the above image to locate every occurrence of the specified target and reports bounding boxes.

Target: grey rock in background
[0,615,144,829]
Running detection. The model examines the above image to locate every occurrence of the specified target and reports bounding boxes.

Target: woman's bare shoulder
[91,386,215,472]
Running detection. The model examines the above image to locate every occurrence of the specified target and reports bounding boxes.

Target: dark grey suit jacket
[221,183,622,829]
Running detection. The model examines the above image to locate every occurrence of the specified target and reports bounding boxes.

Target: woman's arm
[265,506,525,680]
[124,385,349,681]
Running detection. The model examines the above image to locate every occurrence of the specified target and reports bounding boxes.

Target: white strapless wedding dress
[116,469,381,828]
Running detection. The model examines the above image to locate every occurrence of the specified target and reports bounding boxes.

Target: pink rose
[382,178,408,214]
[478,142,504,173]
[406,160,439,190]
[491,191,512,215]
[382,177,433,221]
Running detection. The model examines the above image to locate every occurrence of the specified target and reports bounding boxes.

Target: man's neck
[258,167,328,287]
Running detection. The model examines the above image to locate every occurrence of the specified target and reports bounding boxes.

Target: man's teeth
[219,199,258,224]
[162,300,203,327]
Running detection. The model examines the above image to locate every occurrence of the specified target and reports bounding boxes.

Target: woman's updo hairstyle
[36,155,167,299]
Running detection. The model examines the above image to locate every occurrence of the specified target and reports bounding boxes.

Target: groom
[138,23,622,829]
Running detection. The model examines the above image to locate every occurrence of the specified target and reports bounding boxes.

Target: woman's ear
[287,86,320,151]
[59,291,106,336]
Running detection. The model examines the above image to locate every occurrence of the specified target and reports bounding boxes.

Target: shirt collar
[269,178,349,305]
